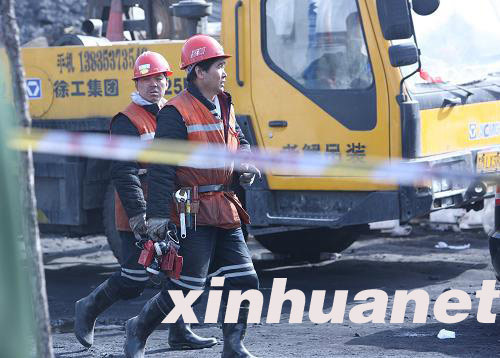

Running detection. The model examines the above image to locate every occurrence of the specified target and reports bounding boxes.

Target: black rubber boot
[221,306,257,358]
[124,293,169,358]
[74,279,119,348]
[168,320,217,350]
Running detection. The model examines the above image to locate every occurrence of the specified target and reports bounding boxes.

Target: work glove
[129,213,147,240]
[239,163,261,187]
[146,217,170,242]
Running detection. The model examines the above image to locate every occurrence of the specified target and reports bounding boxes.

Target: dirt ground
[43,224,500,357]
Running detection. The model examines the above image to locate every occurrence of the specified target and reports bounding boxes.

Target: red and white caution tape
[8,128,499,185]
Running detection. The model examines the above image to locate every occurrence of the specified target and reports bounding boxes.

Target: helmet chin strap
[185,64,196,75]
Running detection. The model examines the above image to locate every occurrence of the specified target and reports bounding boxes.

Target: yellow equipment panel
[420,102,500,157]
[22,40,184,120]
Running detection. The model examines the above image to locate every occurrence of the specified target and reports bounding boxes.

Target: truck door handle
[442,97,461,106]
[268,121,288,128]
[235,1,244,87]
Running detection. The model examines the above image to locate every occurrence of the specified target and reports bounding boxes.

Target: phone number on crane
[77,47,148,72]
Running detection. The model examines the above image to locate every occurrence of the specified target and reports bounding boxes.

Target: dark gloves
[129,213,147,240]
[146,217,170,242]
[239,163,261,187]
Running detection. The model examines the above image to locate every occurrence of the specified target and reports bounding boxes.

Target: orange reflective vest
[167,90,249,229]
[112,99,165,231]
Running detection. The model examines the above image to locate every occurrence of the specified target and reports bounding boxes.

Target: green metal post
[0,49,33,357]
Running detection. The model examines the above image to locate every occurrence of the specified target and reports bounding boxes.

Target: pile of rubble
[15,0,222,46]
[15,0,86,45]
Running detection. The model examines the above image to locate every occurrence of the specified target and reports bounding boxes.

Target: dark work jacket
[147,82,250,219]
[110,103,160,219]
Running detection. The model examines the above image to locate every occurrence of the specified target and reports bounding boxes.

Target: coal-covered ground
[44,225,500,357]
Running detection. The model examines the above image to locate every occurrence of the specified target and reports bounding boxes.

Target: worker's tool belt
[198,184,231,193]
[173,184,232,232]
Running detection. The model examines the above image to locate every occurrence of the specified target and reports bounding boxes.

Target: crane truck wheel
[103,183,123,264]
[489,235,500,281]
[254,225,367,261]
[151,0,176,39]
[482,197,495,236]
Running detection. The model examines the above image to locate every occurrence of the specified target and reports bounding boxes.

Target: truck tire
[151,0,177,39]
[489,235,500,281]
[482,197,495,235]
[255,225,367,260]
[103,183,122,264]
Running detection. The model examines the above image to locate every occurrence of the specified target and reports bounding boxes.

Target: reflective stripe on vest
[140,132,155,141]
[186,122,224,134]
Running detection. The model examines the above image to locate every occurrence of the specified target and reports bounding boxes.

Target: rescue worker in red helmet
[124,35,260,358]
[74,51,216,351]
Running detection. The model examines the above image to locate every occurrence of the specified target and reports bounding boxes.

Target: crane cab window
[262,0,377,130]
[265,0,373,90]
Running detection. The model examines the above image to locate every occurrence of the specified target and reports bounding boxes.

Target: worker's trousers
[160,226,259,310]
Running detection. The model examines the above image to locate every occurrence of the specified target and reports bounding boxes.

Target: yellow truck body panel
[420,102,500,156]
[23,41,184,119]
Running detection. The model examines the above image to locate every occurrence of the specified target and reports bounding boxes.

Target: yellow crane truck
[21,0,500,260]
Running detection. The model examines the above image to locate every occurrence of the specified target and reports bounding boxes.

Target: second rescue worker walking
[124,35,260,357]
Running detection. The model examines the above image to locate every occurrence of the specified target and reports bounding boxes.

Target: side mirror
[376,0,412,40]
[389,43,419,67]
[412,0,440,16]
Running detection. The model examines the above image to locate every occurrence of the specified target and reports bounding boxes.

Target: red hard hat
[133,51,173,80]
[180,34,231,70]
